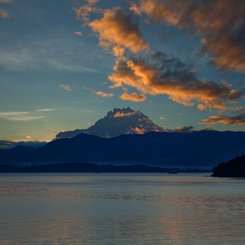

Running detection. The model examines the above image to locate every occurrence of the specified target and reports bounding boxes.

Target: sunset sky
[0,0,244,141]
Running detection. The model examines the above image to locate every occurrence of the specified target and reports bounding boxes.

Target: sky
[0,0,244,142]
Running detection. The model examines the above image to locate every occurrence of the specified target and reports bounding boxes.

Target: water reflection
[0,173,244,244]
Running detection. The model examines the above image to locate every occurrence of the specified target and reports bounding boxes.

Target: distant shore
[0,162,210,173]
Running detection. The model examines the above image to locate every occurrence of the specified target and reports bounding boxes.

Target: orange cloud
[75,0,101,24]
[109,52,242,109]
[0,8,9,18]
[75,1,243,110]
[131,127,145,134]
[74,31,82,36]
[86,0,99,4]
[131,0,178,25]
[88,8,149,58]
[0,0,12,3]
[0,0,11,19]
[131,0,245,72]
[175,126,194,132]
[94,91,114,97]
[113,111,136,117]
[197,104,207,111]
[76,3,149,61]
[120,92,146,102]
[202,114,245,126]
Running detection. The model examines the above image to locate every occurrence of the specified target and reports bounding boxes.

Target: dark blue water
[0,173,244,245]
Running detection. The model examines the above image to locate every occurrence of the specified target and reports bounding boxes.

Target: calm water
[0,173,244,245]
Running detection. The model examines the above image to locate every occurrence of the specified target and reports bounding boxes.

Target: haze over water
[0,173,244,245]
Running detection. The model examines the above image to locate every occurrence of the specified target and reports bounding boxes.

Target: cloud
[75,0,101,25]
[109,52,242,109]
[131,0,245,72]
[59,84,72,92]
[131,127,146,134]
[86,0,100,4]
[0,0,11,19]
[0,108,54,122]
[46,59,98,73]
[93,90,114,97]
[120,92,146,102]
[76,5,149,59]
[114,111,136,118]
[75,1,243,110]
[0,8,9,18]
[202,114,245,126]
[0,49,36,70]
[0,0,12,3]
[90,8,149,55]
[35,108,54,112]
[197,104,207,111]
[0,112,44,122]
[74,31,82,36]
[0,36,98,73]
[175,126,194,132]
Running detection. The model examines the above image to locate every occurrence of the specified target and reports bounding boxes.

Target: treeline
[212,155,245,177]
[0,162,209,173]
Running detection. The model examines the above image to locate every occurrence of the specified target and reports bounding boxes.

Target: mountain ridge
[1,131,244,168]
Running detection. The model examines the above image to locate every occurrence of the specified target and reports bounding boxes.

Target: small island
[212,155,245,177]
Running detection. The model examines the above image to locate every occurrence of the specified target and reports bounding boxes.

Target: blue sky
[0,0,244,141]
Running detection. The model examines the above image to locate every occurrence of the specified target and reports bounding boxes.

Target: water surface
[0,173,244,245]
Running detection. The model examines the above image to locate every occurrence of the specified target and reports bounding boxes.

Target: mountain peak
[56,107,166,139]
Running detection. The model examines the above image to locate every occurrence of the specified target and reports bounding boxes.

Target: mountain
[56,107,166,139]
[0,145,34,164]
[14,141,46,149]
[1,131,244,169]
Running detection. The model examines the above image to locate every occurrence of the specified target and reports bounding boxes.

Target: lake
[0,173,244,245]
